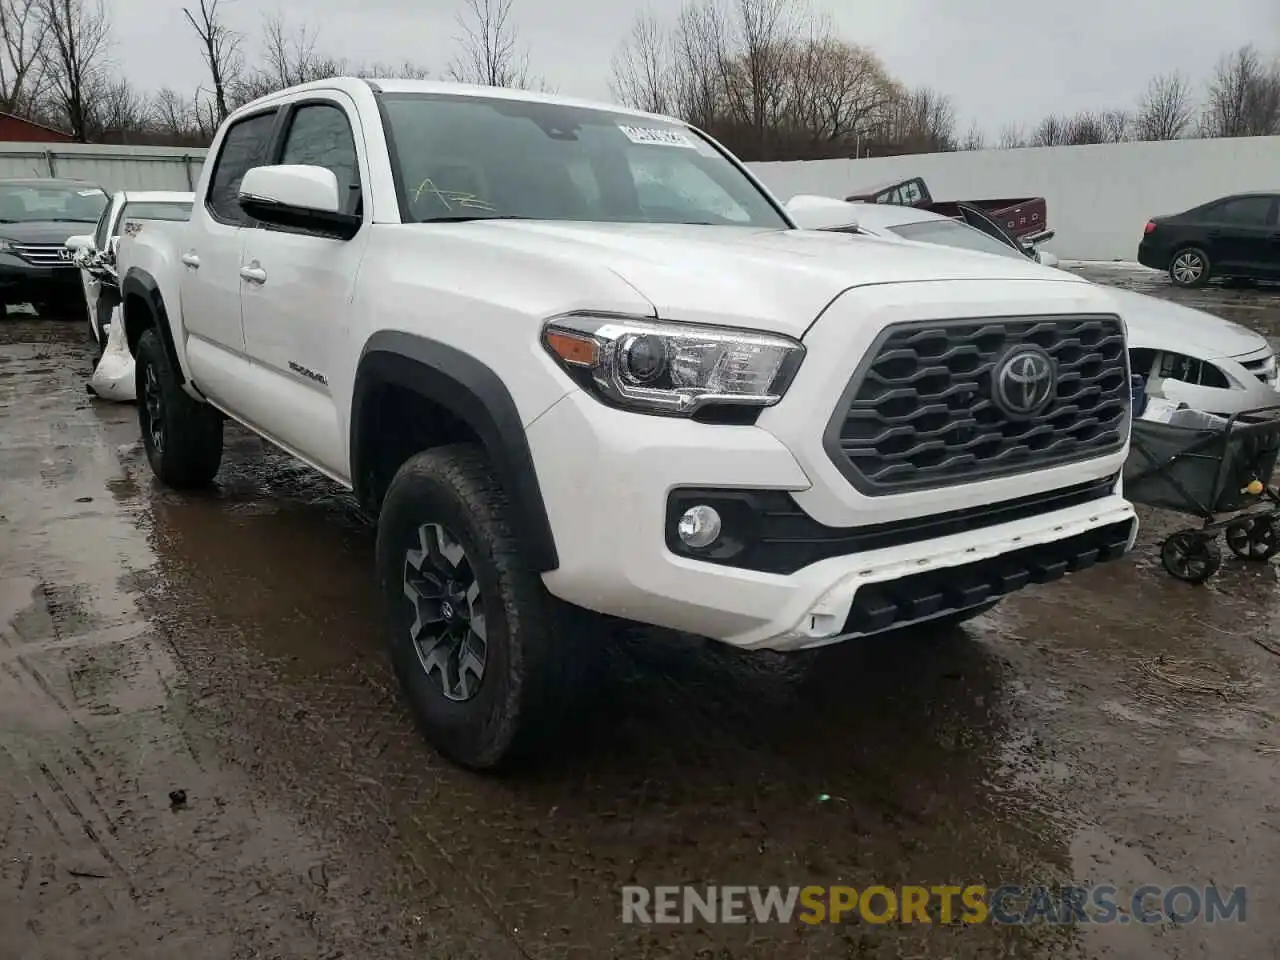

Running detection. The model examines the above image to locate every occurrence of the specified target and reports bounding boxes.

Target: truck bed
[845,177,1050,241]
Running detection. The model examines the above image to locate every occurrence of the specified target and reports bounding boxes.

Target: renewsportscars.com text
[621,884,1247,926]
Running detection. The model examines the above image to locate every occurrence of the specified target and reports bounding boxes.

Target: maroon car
[846,176,1052,244]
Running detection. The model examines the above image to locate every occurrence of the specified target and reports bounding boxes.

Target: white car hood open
[468,221,1088,335]
[1076,287,1267,361]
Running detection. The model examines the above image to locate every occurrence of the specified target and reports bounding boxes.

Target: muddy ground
[4,267,1280,959]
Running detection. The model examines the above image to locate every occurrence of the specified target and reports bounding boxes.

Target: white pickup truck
[116,78,1139,770]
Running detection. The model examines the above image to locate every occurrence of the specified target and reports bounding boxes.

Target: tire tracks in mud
[2,324,510,959]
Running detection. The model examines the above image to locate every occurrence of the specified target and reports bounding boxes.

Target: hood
[1106,286,1268,359]
[465,221,1084,335]
[0,220,100,244]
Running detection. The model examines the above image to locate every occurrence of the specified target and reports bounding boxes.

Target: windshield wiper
[43,217,97,222]
[419,214,535,223]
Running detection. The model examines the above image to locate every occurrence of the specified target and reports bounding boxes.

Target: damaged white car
[784,195,1280,417]
[65,190,193,402]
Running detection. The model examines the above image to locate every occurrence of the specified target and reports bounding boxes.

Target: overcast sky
[114,0,1278,134]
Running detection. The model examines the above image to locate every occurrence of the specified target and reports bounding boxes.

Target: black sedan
[1138,192,1280,288]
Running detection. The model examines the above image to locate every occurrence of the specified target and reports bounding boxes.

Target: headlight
[541,313,805,416]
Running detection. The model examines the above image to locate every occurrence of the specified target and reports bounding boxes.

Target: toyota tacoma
[116,78,1138,770]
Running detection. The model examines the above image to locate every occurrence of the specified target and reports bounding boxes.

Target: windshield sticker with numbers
[618,125,697,148]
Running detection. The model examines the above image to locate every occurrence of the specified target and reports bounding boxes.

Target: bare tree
[92,74,144,141]
[877,85,956,153]
[1030,113,1067,146]
[0,0,47,114]
[1134,71,1195,140]
[354,60,431,80]
[1063,110,1105,144]
[780,32,895,157]
[610,8,671,115]
[716,0,798,155]
[998,122,1026,149]
[1201,45,1280,137]
[445,0,538,88]
[669,0,724,132]
[183,0,241,124]
[37,0,110,141]
[959,120,985,151]
[1101,109,1130,142]
[151,86,194,135]
[230,13,345,104]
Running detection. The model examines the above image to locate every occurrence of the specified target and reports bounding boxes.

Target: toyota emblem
[993,346,1057,418]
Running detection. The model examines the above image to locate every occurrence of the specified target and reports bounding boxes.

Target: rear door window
[1205,196,1275,226]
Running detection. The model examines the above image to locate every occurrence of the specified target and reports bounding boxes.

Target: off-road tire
[135,328,223,487]
[376,443,595,771]
[1169,247,1211,288]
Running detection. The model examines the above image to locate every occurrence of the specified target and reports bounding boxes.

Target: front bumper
[0,255,83,298]
[528,390,1137,651]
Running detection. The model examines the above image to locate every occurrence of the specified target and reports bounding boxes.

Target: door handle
[1206,229,1222,238]
[239,264,267,284]
[180,252,200,268]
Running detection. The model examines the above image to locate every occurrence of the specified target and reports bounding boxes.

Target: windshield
[116,201,192,234]
[888,218,1025,259]
[378,93,787,228]
[0,183,108,223]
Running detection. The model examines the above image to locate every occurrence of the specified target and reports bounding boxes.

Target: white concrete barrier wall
[748,136,1280,262]
[0,143,209,194]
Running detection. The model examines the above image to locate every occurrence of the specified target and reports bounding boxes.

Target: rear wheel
[376,444,595,771]
[135,328,223,487]
[1225,516,1280,561]
[1169,247,1210,288]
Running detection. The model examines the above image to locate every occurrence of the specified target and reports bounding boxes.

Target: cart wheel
[1225,516,1280,561]
[1161,531,1222,584]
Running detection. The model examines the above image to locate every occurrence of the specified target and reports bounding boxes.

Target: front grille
[824,315,1129,495]
[13,243,76,267]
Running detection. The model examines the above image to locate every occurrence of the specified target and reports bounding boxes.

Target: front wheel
[135,328,223,487]
[376,444,593,771]
[1169,247,1211,288]
[1161,530,1221,583]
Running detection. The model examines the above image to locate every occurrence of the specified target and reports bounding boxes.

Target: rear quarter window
[116,202,192,236]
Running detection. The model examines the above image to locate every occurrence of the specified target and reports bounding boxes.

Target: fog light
[677,505,722,549]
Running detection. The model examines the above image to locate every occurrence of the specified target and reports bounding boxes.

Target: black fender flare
[120,269,185,384]
[351,331,559,572]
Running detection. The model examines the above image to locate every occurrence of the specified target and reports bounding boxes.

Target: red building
[0,111,73,143]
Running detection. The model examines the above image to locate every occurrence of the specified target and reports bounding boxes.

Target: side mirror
[1036,250,1060,268]
[238,165,361,241]
[784,194,861,232]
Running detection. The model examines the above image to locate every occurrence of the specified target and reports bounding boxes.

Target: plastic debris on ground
[87,308,135,403]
